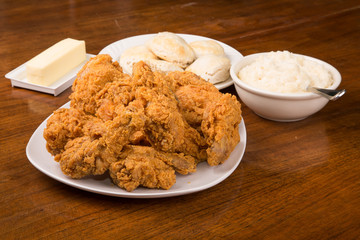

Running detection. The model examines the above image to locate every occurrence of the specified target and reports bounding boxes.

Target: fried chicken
[109,145,197,191]
[43,54,242,191]
[131,62,207,161]
[201,93,241,165]
[109,153,176,192]
[44,107,117,178]
[70,54,132,116]
[43,108,85,156]
[118,145,197,175]
[57,136,114,178]
[167,71,242,165]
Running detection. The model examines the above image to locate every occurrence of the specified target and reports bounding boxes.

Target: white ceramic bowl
[230,52,342,122]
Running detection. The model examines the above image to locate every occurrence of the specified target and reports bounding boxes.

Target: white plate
[99,34,243,90]
[26,102,246,198]
[5,54,95,96]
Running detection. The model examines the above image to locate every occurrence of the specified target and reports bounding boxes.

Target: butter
[26,38,86,86]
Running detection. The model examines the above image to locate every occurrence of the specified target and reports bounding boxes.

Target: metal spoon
[307,86,346,101]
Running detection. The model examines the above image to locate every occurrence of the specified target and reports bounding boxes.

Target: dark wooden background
[1,0,359,239]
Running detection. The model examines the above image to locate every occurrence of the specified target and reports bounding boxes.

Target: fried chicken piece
[70,54,132,116]
[132,62,207,161]
[109,148,176,192]
[44,108,87,155]
[110,145,198,192]
[95,80,135,121]
[167,71,220,129]
[44,108,119,178]
[102,99,147,156]
[47,101,148,179]
[44,108,141,179]
[109,142,200,192]
[44,57,148,179]
[43,107,110,154]
[120,145,197,175]
[55,136,116,178]
[172,85,212,130]
[168,71,242,166]
[201,93,241,165]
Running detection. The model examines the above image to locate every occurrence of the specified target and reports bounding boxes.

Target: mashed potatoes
[238,51,334,93]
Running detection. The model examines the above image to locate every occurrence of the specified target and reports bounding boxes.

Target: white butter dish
[5,54,95,96]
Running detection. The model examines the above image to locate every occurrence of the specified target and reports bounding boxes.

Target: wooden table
[1,0,359,239]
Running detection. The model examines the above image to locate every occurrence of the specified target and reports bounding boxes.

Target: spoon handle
[307,86,346,101]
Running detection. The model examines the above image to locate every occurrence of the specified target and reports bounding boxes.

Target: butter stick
[26,38,86,86]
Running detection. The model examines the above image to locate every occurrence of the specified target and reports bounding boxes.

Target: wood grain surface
[1,0,359,239]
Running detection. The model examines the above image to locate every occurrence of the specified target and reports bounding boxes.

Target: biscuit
[189,40,225,58]
[185,55,231,84]
[146,32,195,68]
[119,45,158,74]
[143,59,184,74]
